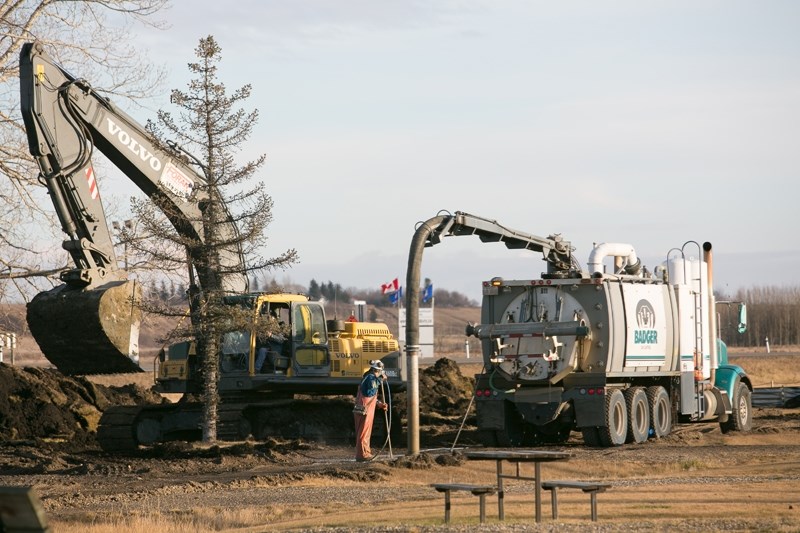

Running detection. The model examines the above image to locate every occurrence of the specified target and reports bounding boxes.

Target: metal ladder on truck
[684,241,707,420]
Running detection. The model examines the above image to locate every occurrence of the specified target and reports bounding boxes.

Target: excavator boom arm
[18,41,248,374]
[20,41,248,293]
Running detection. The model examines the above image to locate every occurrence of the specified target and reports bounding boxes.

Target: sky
[104,1,800,302]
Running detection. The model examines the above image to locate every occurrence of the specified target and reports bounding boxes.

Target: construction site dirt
[1,355,799,532]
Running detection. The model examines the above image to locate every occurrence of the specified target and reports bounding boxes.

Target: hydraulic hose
[489,367,515,394]
[372,377,394,460]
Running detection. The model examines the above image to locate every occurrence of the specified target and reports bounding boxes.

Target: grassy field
[728,353,800,387]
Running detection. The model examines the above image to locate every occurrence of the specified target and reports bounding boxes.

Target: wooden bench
[541,480,611,521]
[430,483,496,524]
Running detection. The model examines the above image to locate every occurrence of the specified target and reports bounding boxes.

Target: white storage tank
[667,256,711,380]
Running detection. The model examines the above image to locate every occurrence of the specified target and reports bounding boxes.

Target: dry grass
[43,428,800,533]
[318,458,798,530]
[49,474,800,533]
[53,507,281,533]
[730,354,800,387]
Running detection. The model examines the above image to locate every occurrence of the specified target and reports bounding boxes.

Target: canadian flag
[381,278,399,294]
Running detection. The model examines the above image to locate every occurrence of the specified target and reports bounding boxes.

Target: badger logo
[634,300,657,344]
[636,300,656,328]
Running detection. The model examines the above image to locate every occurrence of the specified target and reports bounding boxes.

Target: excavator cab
[289,302,330,375]
[157,294,335,391]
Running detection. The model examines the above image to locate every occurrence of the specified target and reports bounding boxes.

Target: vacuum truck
[406,211,751,447]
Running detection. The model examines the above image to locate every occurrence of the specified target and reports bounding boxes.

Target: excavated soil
[0,357,478,452]
[1,358,800,532]
[0,364,165,447]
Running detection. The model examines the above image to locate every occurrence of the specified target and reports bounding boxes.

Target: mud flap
[562,389,606,428]
[476,399,505,431]
[562,375,607,428]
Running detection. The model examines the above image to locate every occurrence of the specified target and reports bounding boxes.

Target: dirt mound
[0,363,163,447]
[389,451,465,469]
[394,357,475,421]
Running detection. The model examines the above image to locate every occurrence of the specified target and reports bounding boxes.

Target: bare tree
[0,0,169,300]
[133,36,298,442]
[732,285,800,348]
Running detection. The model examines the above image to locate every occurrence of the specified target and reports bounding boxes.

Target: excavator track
[217,403,256,441]
[239,397,359,443]
[96,397,369,451]
[97,402,206,451]
[96,405,143,452]
[27,280,143,375]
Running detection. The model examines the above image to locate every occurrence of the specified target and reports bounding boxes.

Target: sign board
[398,308,434,358]
[352,300,367,322]
[622,284,668,368]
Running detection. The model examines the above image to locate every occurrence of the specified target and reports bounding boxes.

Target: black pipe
[404,215,447,455]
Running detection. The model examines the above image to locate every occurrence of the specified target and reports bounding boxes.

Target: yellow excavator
[19,42,404,450]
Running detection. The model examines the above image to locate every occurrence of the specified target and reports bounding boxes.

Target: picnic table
[464,449,571,522]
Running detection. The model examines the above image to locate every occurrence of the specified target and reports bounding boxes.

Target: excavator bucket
[27,280,144,375]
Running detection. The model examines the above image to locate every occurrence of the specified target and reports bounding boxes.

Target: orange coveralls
[354,372,385,461]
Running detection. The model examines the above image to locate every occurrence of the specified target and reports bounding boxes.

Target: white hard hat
[370,360,385,371]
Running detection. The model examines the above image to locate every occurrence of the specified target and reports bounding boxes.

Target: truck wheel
[599,389,627,446]
[720,382,753,433]
[624,387,650,444]
[646,386,672,438]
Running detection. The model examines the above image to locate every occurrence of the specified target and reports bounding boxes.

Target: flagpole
[397,286,402,336]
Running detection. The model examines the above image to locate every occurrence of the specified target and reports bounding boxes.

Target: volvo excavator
[19,41,404,450]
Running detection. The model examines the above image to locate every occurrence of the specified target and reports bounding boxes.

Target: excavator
[19,41,404,450]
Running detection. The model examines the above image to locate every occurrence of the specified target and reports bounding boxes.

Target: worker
[255,325,286,372]
[353,359,389,462]
[347,311,357,322]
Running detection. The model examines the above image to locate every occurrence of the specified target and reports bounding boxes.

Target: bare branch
[1,0,170,303]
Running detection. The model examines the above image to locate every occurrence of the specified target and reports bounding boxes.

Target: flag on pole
[388,286,403,304]
[422,283,433,303]
[381,278,399,294]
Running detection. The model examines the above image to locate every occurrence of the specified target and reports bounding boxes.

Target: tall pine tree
[132,36,297,442]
